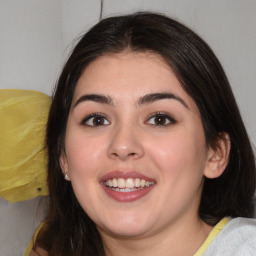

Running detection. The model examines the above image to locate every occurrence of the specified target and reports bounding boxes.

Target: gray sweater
[203,218,256,255]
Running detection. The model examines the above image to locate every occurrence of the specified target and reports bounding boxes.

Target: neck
[98,215,213,256]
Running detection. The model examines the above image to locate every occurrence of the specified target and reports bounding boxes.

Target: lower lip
[101,183,155,202]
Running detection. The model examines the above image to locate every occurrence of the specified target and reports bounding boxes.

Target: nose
[107,124,144,161]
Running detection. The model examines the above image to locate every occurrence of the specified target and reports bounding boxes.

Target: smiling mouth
[104,178,155,192]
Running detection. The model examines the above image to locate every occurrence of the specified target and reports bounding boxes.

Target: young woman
[29,12,256,256]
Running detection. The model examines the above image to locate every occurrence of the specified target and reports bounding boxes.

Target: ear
[59,152,71,181]
[204,133,231,179]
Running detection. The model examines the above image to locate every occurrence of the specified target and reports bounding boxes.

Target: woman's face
[61,51,214,239]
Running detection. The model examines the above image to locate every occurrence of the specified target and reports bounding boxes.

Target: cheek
[65,131,106,177]
[147,127,207,180]
[64,133,107,213]
[147,129,207,211]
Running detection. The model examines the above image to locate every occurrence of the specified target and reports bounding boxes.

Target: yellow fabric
[0,89,50,202]
[194,217,230,256]
[24,222,45,256]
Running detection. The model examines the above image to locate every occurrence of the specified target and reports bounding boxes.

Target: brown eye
[146,113,175,126]
[92,116,105,126]
[82,114,110,127]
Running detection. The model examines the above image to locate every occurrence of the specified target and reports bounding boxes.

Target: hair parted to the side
[35,12,255,255]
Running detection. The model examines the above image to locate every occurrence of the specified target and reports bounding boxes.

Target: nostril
[109,151,139,161]
[111,152,118,157]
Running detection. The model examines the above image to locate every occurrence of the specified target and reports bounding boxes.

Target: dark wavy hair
[34,12,255,255]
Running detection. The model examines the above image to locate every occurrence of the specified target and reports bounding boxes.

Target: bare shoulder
[29,247,49,256]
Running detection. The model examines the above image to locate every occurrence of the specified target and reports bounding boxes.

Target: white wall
[0,1,255,255]
[0,0,62,95]
[61,0,100,57]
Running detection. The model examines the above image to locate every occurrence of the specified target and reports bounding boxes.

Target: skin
[30,248,48,256]
[60,51,229,256]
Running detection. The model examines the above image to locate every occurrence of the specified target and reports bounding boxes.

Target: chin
[96,215,154,238]
[102,224,150,238]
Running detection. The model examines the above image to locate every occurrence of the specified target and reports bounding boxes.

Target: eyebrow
[138,93,189,109]
[73,92,189,109]
[74,94,114,108]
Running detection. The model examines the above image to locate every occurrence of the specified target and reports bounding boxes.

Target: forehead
[73,51,198,112]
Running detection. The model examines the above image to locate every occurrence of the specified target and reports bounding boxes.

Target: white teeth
[111,187,140,192]
[104,177,154,190]
[135,178,140,187]
[126,178,135,188]
[117,178,125,188]
[112,178,118,187]
[108,179,113,187]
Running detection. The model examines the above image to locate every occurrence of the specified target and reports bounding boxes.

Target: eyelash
[81,113,110,127]
[145,112,176,127]
[80,112,176,127]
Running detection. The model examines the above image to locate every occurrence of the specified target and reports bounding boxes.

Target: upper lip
[100,171,156,183]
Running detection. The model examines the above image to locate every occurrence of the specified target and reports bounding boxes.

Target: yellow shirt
[24,222,44,256]
[194,217,230,256]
